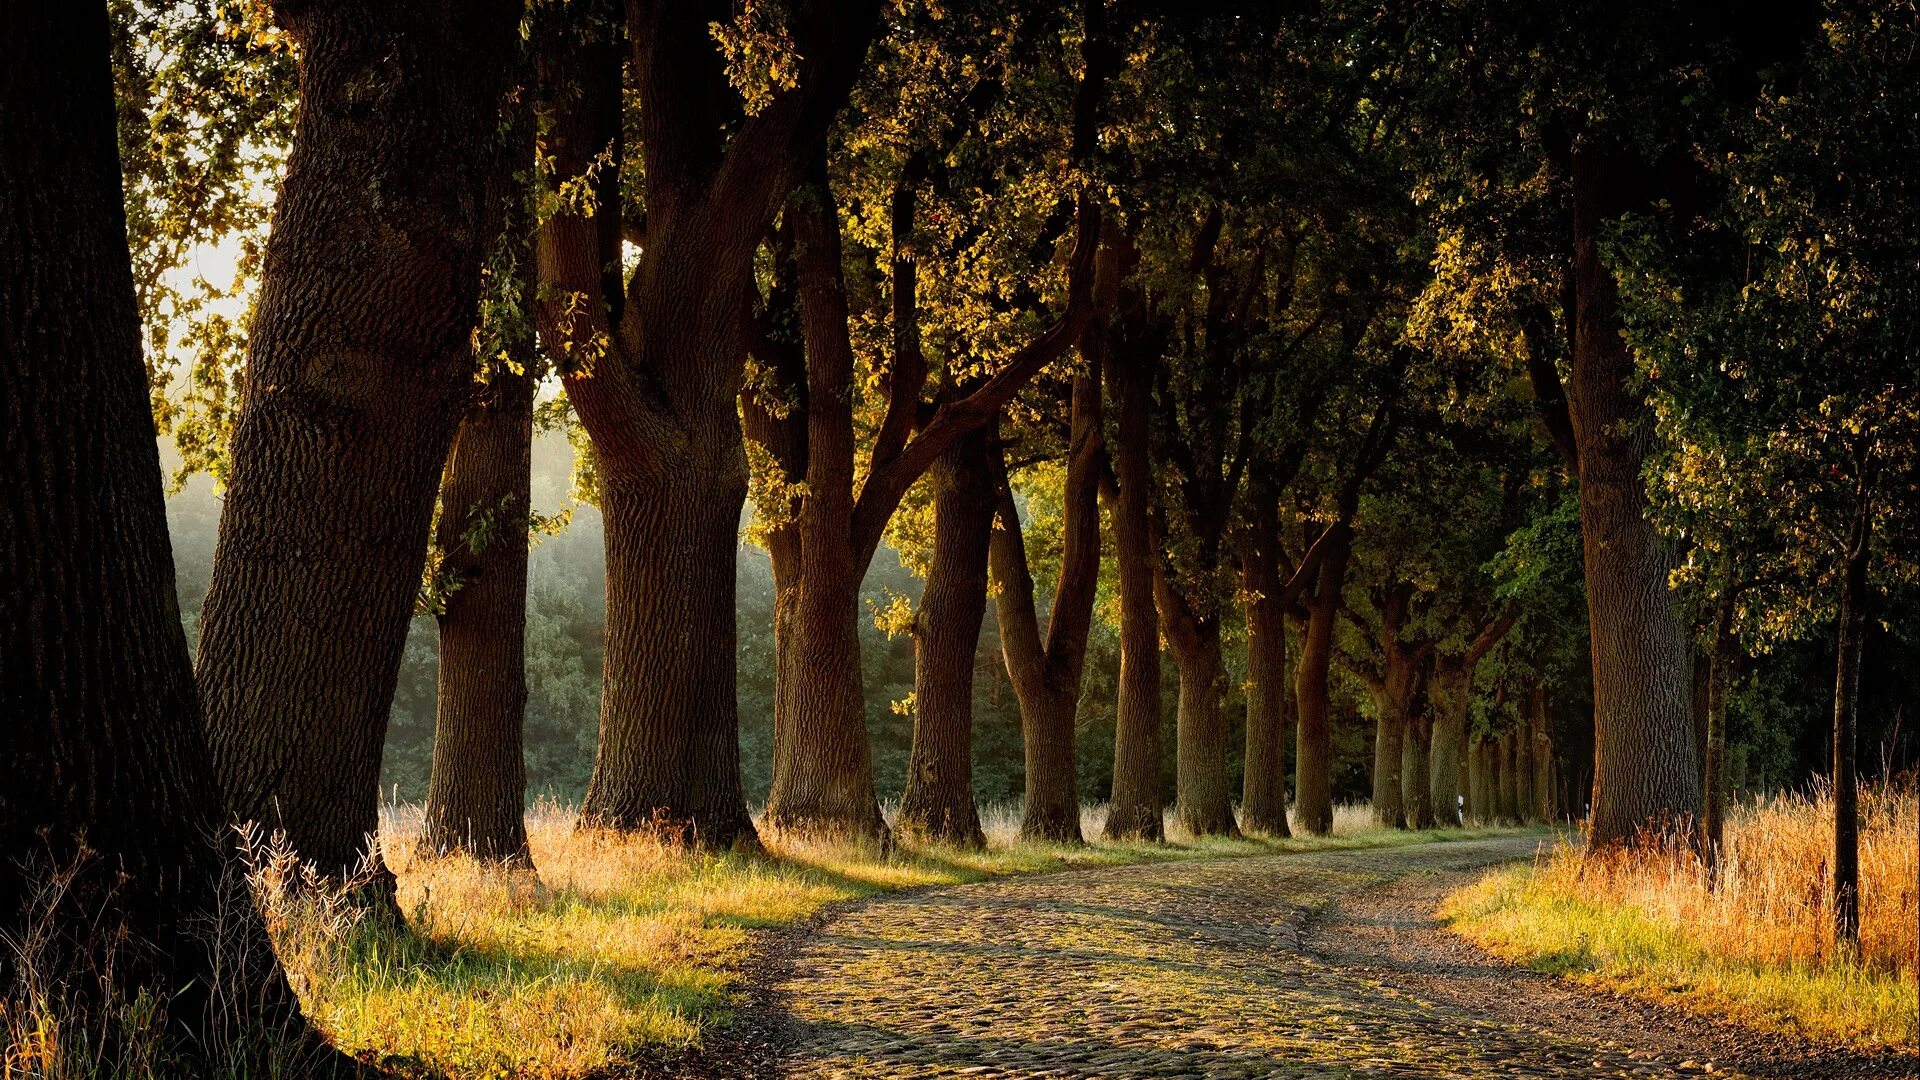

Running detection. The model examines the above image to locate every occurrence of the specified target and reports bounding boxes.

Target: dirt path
[719,836,1913,1079]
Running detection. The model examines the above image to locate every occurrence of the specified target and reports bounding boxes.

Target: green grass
[271,801,1518,1078]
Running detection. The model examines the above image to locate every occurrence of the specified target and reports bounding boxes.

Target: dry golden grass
[263,799,1511,1078]
[1445,782,1918,1052]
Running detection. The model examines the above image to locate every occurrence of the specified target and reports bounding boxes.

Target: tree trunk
[423,366,535,863]
[1466,736,1487,824]
[1691,646,1711,793]
[196,0,515,892]
[0,8,336,1065]
[990,361,1104,844]
[1166,618,1239,837]
[1104,332,1164,841]
[1430,666,1470,827]
[1532,688,1556,823]
[1832,498,1870,949]
[1402,709,1434,829]
[1372,694,1406,829]
[899,427,997,848]
[537,2,878,851]
[1569,145,1702,845]
[582,440,757,847]
[760,175,887,842]
[1294,524,1352,836]
[1515,706,1537,824]
[1701,589,1736,870]
[1498,732,1520,824]
[1239,507,1292,837]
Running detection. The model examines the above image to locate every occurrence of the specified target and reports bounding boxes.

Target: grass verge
[1442,784,1917,1054]
[276,801,1515,1078]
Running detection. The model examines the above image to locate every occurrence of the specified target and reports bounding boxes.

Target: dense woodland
[4,0,1919,1071]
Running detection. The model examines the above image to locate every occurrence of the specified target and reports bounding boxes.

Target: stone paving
[770,837,1744,1079]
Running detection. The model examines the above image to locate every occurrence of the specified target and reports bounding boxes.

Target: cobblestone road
[766,837,1908,1079]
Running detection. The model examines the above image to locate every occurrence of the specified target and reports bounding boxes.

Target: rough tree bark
[0,7,341,1066]
[1293,523,1353,836]
[1237,474,1304,837]
[422,364,535,863]
[535,1,878,848]
[1569,144,1702,845]
[195,0,517,892]
[1159,588,1239,838]
[1401,686,1435,829]
[1103,301,1167,842]
[899,425,1000,848]
[989,357,1107,844]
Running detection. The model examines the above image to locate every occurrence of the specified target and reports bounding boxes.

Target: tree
[192,0,520,898]
[422,203,543,862]
[1343,583,1432,828]
[1401,0,1829,844]
[1620,0,1920,942]
[1102,263,1168,841]
[532,0,879,848]
[1,5,339,1069]
[989,342,1109,843]
[739,2,1110,842]
[898,423,1001,847]
[1293,399,1399,834]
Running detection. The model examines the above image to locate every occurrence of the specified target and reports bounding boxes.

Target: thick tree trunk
[1165,619,1239,837]
[761,176,887,842]
[1430,666,1470,827]
[423,367,534,862]
[538,2,878,851]
[1239,513,1293,837]
[1402,709,1434,829]
[582,439,757,847]
[1832,501,1870,948]
[196,0,515,891]
[1569,146,1702,845]
[765,541,885,840]
[1372,697,1406,829]
[1104,336,1164,841]
[990,364,1104,844]
[899,427,997,848]
[1294,525,1353,836]
[0,8,337,1066]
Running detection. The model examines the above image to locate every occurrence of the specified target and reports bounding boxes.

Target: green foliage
[112,0,296,486]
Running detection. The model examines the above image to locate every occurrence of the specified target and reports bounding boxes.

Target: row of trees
[6,0,1916,1066]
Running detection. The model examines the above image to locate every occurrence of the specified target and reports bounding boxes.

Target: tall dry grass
[1447,781,1917,1050]
[1552,782,1915,975]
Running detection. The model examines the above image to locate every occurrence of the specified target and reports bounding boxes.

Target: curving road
[750,836,1909,1079]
